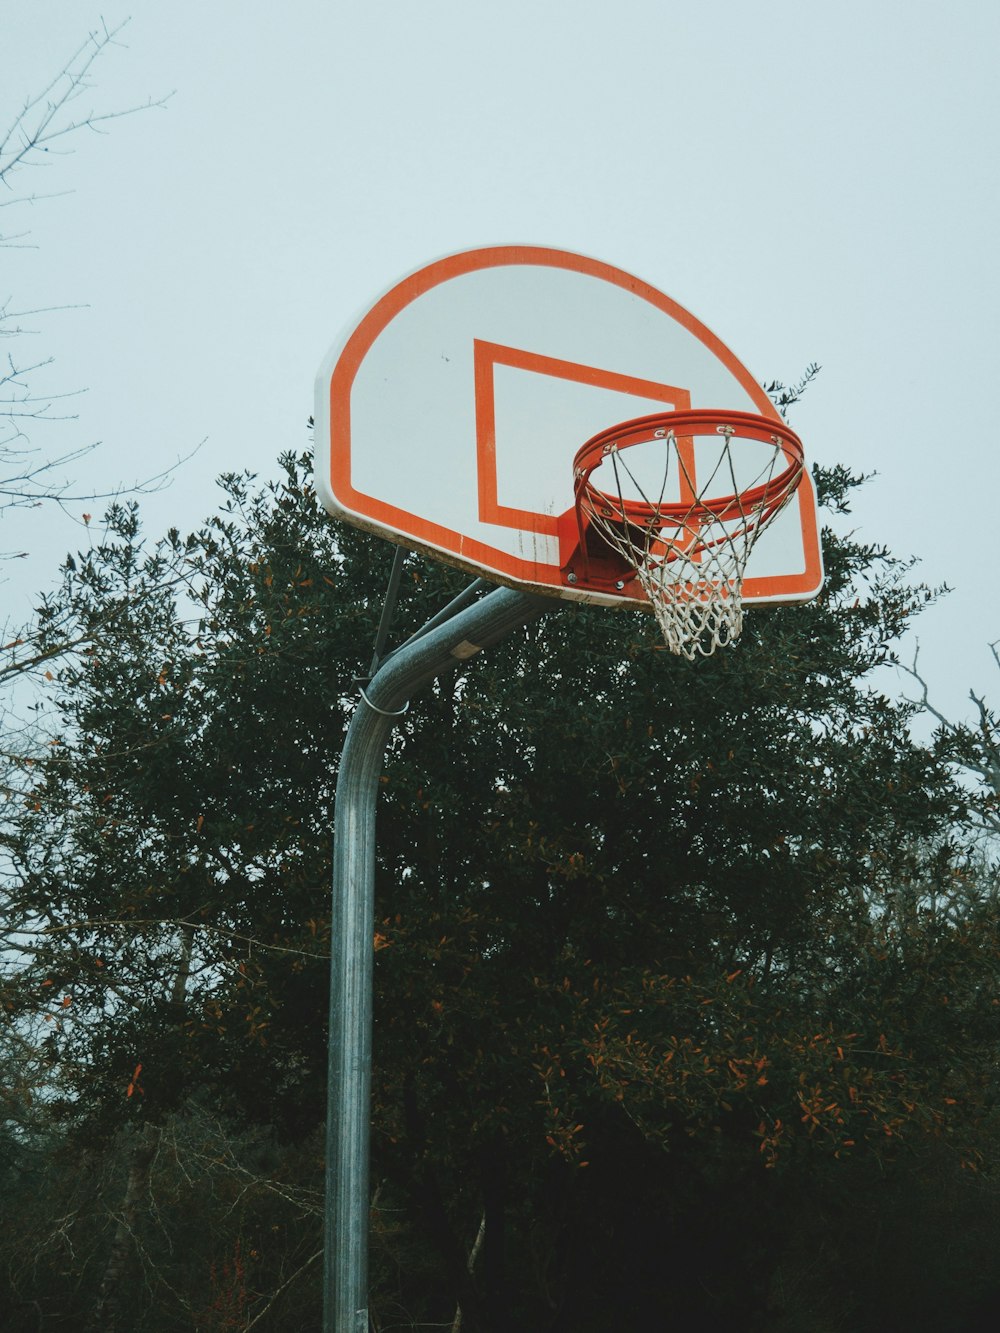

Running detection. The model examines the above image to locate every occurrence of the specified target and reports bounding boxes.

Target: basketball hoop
[566,409,805,659]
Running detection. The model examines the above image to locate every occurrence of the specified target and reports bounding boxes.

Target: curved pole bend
[324,584,552,1333]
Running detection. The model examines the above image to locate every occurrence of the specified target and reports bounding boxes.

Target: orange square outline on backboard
[319,246,824,603]
[473,340,692,537]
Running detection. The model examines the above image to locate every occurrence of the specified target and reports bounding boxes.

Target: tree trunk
[86,927,190,1328]
[85,1123,158,1332]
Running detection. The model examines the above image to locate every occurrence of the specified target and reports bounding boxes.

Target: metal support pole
[324,585,551,1333]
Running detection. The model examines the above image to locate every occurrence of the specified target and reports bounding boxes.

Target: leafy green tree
[3,451,999,1330]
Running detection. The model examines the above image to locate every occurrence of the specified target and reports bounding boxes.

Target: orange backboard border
[318,246,823,605]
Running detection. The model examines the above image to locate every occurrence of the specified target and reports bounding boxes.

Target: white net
[576,421,802,660]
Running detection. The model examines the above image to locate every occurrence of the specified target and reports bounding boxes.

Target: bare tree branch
[242,1249,323,1331]
[0,19,177,546]
[0,916,330,962]
[0,20,171,203]
[901,645,1000,840]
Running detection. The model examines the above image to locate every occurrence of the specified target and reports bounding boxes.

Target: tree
[1,21,173,531]
[2,451,999,1330]
[905,643,1000,855]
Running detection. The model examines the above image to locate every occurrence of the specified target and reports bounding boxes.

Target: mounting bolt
[567,571,577,584]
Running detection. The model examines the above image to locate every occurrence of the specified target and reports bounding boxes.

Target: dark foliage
[2,453,999,1330]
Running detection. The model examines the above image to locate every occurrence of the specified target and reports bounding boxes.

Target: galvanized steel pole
[324,585,551,1333]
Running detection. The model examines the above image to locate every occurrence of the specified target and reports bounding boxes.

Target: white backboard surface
[315,246,823,606]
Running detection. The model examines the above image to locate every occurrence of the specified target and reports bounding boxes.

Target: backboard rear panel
[315,247,823,606]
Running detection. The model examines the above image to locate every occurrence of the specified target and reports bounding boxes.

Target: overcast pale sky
[5,2,999,724]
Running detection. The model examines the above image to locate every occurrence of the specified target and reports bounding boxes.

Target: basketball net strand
[580,427,800,660]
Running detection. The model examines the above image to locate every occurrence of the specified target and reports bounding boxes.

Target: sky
[4,1,999,727]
